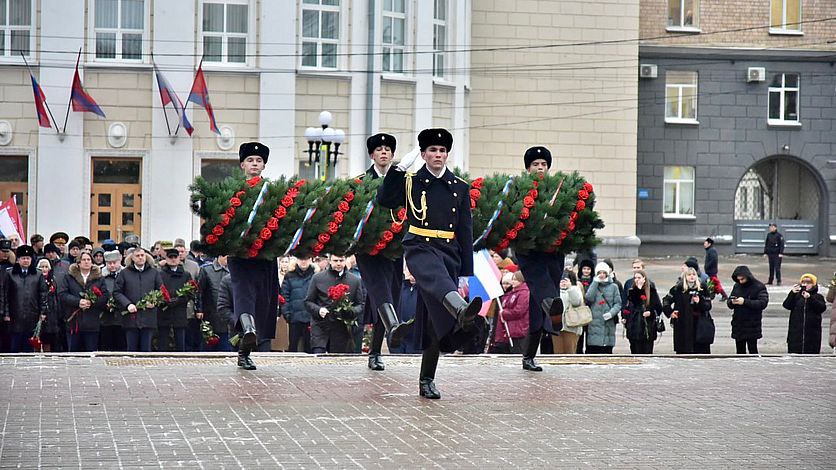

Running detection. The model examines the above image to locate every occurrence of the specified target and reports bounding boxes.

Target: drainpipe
[365,0,376,169]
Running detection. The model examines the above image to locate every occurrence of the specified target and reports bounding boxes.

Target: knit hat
[684,257,700,272]
[103,250,121,262]
[799,273,817,285]
[594,261,612,276]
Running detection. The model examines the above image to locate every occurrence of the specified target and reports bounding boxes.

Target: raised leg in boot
[378,302,413,349]
[522,331,543,371]
[442,292,482,331]
[419,340,441,399]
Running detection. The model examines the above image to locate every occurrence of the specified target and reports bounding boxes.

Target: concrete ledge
[596,235,641,258]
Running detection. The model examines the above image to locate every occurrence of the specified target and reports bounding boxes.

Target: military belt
[408,226,456,240]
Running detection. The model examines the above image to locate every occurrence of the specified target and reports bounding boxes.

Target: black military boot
[238,349,256,370]
[419,341,441,399]
[522,332,543,371]
[239,313,258,352]
[378,303,413,349]
[442,292,482,330]
[367,353,385,371]
[541,297,564,331]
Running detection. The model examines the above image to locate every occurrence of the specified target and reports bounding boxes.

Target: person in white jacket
[552,270,584,354]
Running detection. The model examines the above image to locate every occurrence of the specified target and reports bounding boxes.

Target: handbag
[695,311,715,345]
[655,313,666,333]
[564,292,593,328]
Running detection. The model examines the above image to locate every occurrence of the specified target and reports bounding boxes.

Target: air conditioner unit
[639,64,658,79]
[747,67,766,82]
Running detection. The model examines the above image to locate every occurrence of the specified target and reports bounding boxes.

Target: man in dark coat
[378,128,479,399]
[726,265,768,354]
[226,142,279,370]
[763,223,784,285]
[783,273,827,354]
[5,245,48,352]
[158,248,197,352]
[99,250,124,351]
[280,256,315,353]
[704,237,727,300]
[515,146,564,371]
[197,254,230,351]
[305,254,364,353]
[114,247,163,352]
[355,132,411,371]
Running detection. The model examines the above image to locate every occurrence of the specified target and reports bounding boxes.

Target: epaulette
[354,173,366,180]
[455,176,469,185]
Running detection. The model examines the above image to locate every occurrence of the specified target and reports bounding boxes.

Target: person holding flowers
[114,246,163,352]
[5,245,48,353]
[583,262,622,354]
[623,269,662,354]
[305,254,364,354]
[58,251,107,352]
[158,248,201,352]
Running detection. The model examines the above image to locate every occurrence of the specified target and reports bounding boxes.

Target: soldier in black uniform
[356,133,412,371]
[515,146,564,371]
[227,142,279,370]
[378,128,480,399]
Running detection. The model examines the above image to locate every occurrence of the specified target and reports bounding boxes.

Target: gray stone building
[636,1,836,256]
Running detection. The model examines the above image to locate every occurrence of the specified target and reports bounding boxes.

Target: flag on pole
[29,74,51,128]
[70,64,106,117]
[154,65,194,136]
[0,197,25,241]
[186,62,220,135]
[467,249,505,317]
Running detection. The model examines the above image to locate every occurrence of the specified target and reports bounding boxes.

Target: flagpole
[175,56,202,136]
[20,53,60,132]
[151,54,173,136]
[62,48,82,134]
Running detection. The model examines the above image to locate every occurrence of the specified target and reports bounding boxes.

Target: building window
[202,1,249,64]
[663,166,695,217]
[433,0,447,78]
[201,158,240,183]
[93,0,146,61]
[665,71,698,124]
[768,73,799,125]
[667,0,699,29]
[301,0,340,69]
[382,0,406,73]
[770,0,801,33]
[0,0,32,57]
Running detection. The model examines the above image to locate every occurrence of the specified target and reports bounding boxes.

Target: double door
[90,158,142,243]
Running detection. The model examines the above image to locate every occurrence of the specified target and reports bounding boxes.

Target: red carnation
[397,208,407,220]
[506,229,518,240]
[225,207,236,218]
[471,200,477,209]
[374,241,387,250]
[576,200,586,212]
[287,187,299,198]
[470,189,481,200]
[318,233,331,244]
[471,178,484,189]
[354,178,363,184]
[555,239,563,247]
[583,182,593,192]
[497,240,510,250]
[333,211,344,223]
[578,189,589,200]
[514,221,525,231]
[229,197,242,208]
[520,207,530,220]
[568,220,576,231]
[391,223,403,234]
[528,189,538,199]
[599,300,606,305]
[532,181,539,188]
[252,238,264,250]
[281,196,294,208]
[338,201,350,213]
[259,228,272,240]
[344,191,355,202]
[313,242,324,253]
[327,222,339,235]
[559,231,568,240]
[295,179,306,188]
[205,234,219,245]
[247,249,259,258]
[278,294,287,305]
[537,173,544,180]
[161,285,172,303]
[382,230,394,242]
[92,286,104,297]
[274,206,287,219]
[212,226,224,237]
[221,215,231,227]
[640,295,648,301]
[267,217,279,231]
[523,196,535,208]
[206,335,220,347]
[246,176,262,188]
[235,190,246,198]
[369,248,380,256]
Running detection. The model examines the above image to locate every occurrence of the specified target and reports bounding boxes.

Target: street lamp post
[303,111,346,181]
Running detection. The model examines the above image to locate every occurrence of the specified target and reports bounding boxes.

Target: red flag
[29,74,51,128]
[0,196,25,241]
[70,66,106,118]
[187,63,220,135]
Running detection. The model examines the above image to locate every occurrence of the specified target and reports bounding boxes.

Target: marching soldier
[356,133,412,371]
[226,142,279,370]
[378,128,480,399]
[516,146,565,371]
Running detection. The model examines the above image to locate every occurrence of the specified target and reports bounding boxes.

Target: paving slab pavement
[0,354,833,469]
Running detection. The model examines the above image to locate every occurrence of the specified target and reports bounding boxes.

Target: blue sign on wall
[638,188,650,199]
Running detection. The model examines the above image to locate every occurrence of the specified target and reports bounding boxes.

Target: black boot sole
[458,298,482,330]
[388,322,414,349]
[240,331,257,351]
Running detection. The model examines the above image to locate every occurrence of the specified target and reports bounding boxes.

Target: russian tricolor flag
[467,249,505,316]
[29,74,51,128]
[187,62,220,135]
[154,65,193,136]
[70,66,106,118]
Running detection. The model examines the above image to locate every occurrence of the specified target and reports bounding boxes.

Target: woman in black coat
[58,252,108,352]
[6,245,48,352]
[783,274,827,354]
[663,267,713,354]
[114,248,163,352]
[623,270,662,354]
[726,265,769,354]
[158,249,197,352]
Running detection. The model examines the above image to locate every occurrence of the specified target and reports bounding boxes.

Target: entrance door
[0,156,28,233]
[90,158,142,244]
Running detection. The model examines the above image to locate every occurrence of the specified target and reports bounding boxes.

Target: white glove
[602,312,613,321]
[396,145,421,171]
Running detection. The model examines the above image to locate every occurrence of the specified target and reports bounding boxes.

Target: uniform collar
[417,164,455,183]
